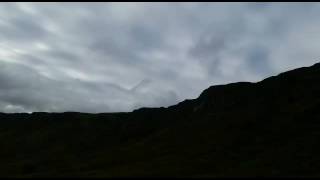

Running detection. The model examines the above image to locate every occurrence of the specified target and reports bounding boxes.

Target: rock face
[1,63,320,177]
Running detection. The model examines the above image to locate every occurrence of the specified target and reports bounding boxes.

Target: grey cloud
[0,7,49,43]
[0,61,118,112]
[1,2,320,113]
[245,45,271,76]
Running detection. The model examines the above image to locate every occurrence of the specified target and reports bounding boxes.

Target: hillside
[1,62,320,177]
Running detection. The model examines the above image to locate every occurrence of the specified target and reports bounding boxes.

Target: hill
[1,63,320,177]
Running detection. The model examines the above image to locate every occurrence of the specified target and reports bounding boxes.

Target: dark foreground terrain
[1,63,320,177]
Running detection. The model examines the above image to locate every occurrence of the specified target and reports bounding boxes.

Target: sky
[1,2,320,113]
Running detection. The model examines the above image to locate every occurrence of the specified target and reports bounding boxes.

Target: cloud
[1,2,320,113]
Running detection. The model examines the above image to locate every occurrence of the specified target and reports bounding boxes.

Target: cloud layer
[1,2,320,113]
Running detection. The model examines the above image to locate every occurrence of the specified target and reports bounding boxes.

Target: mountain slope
[1,63,320,177]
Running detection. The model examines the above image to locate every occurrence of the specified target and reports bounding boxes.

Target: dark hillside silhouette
[1,62,320,177]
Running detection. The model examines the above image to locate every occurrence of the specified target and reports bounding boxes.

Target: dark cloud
[1,2,320,113]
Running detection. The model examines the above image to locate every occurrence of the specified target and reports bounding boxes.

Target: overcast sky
[1,2,320,113]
